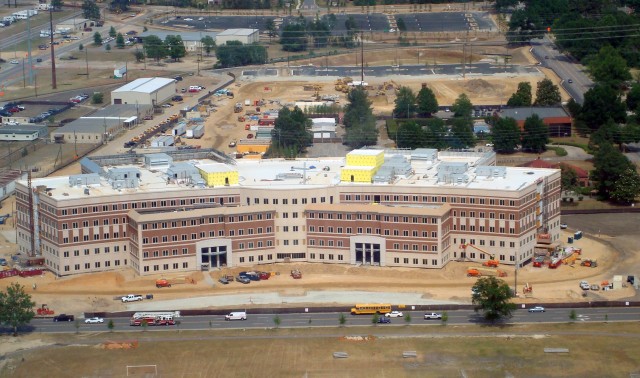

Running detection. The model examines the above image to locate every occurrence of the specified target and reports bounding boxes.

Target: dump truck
[291,269,302,279]
[234,103,243,113]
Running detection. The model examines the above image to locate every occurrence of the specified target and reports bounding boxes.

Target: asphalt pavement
[26,307,640,334]
[530,35,593,104]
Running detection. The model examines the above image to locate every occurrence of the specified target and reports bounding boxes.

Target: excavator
[460,243,500,267]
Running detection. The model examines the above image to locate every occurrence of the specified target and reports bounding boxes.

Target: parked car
[377,316,391,324]
[10,59,19,64]
[161,103,172,108]
[218,276,230,284]
[568,79,573,83]
[560,223,568,229]
[84,27,92,32]
[36,58,42,63]
[174,75,183,81]
[228,141,237,148]
[84,317,104,324]
[385,311,404,318]
[236,276,250,284]
[171,95,183,102]
[528,306,545,313]
[143,115,153,120]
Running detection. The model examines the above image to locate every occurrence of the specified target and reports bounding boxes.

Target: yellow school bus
[350,303,392,315]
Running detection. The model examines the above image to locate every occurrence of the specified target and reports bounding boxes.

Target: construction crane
[460,243,500,267]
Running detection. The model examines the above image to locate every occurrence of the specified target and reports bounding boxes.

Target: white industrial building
[215,28,259,45]
[311,118,337,139]
[0,126,46,141]
[51,104,152,144]
[111,77,176,106]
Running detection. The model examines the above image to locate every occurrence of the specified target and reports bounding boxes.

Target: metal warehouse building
[215,28,259,45]
[111,77,176,106]
[51,104,152,144]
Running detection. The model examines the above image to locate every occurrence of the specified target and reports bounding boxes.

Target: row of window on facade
[50,196,239,216]
[453,211,518,220]
[343,194,521,206]
[251,196,333,205]
[61,231,127,244]
[392,257,439,265]
[61,245,126,257]
[141,228,275,245]
[309,226,440,238]
[139,213,274,230]
[453,224,517,234]
[142,262,189,272]
[62,258,126,272]
[307,212,441,223]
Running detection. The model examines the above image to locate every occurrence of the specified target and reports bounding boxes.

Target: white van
[225,311,246,321]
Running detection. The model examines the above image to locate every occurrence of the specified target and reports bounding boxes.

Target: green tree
[338,313,346,326]
[534,78,561,106]
[143,35,168,62]
[372,313,379,325]
[0,283,36,336]
[569,309,577,322]
[423,118,448,150]
[592,141,635,199]
[74,318,80,334]
[393,86,417,118]
[273,314,281,328]
[116,33,125,49]
[93,32,103,46]
[141,319,148,331]
[216,41,267,68]
[396,17,406,32]
[78,43,83,51]
[521,114,549,153]
[110,0,129,12]
[82,0,100,20]
[588,44,631,89]
[472,276,516,322]
[451,93,473,118]
[51,0,63,10]
[560,164,579,191]
[396,121,424,149]
[450,117,475,148]
[627,83,640,113]
[105,43,111,52]
[343,87,378,148]
[416,85,438,117]
[506,82,532,107]
[271,106,313,157]
[201,35,215,56]
[280,23,307,52]
[109,26,117,38]
[133,49,144,62]
[107,319,114,332]
[441,311,449,326]
[611,168,640,204]
[492,117,520,153]
[404,312,412,325]
[579,84,626,131]
[265,19,277,43]
[92,92,104,104]
[165,35,186,62]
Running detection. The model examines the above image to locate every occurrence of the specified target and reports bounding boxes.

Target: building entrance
[200,246,227,269]
[355,242,380,265]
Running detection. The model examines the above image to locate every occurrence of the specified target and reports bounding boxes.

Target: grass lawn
[3,323,640,377]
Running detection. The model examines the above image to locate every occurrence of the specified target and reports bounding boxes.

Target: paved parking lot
[162,12,496,35]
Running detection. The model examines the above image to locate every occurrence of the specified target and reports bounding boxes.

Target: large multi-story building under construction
[15,148,561,277]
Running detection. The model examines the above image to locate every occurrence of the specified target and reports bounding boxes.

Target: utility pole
[85,48,89,78]
[49,7,57,89]
[26,8,33,85]
[360,32,364,84]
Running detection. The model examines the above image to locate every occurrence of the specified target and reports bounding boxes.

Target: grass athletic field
[2,323,640,377]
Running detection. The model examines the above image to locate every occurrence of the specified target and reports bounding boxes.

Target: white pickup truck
[121,294,144,303]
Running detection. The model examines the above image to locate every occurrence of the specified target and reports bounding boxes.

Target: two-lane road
[530,35,593,104]
[27,307,640,333]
